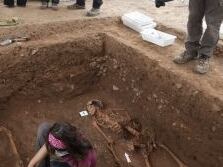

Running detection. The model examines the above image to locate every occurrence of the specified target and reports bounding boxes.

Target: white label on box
[79,111,89,117]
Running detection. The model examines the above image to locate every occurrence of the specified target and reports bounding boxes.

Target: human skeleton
[86,100,188,167]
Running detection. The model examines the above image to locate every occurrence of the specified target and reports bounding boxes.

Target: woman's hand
[27,144,48,167]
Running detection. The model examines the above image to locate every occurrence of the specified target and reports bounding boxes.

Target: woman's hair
[45,122,93,160]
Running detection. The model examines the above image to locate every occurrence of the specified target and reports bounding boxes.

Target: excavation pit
[0,33,222,167]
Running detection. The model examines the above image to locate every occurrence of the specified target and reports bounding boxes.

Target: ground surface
[0,0,222,99]
[0,1,223,167]
[0,0,188,31]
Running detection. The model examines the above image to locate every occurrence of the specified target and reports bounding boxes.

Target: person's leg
[4,0,15,7]
[51,0,59,10]
[173,0,205,64]
[36,122,51,167]
[92,0,103,9]
[194,0,223,74]
[41,0,49,9]
[186,0,205,53]
[67,0,85,9]
[17,0,27,7]
[52,0,59,5]
[76,0,85,6]
[199,0,223,57]
[86,0,103,16]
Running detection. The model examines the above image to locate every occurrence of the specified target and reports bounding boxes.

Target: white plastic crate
[122,17,157,32]
[122,11,154,25]
[141,29,177,47]
[121,11,156,32]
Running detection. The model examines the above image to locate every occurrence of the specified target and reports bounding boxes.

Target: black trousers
[4,0,27,7]
[76,0,103,9]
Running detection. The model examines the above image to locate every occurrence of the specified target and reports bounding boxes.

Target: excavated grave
[0,32,222,167]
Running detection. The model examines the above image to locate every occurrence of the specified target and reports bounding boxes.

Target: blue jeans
[36,122,70,167]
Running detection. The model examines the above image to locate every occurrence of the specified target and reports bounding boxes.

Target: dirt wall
[100,34,223,167]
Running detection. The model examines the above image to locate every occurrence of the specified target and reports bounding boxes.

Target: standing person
[172,0,223,74]
[40,0,60,10]
[67,0,103,17]
[28,122,96,167]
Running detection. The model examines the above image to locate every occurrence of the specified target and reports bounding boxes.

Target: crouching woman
[28,122,96,167]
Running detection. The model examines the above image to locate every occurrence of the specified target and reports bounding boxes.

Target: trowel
[0,36,30,46]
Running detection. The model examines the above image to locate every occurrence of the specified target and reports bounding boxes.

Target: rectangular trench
[0,33,222,167]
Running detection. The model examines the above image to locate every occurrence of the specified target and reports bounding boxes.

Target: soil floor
[0,0,189,32]
[0,1,223,167]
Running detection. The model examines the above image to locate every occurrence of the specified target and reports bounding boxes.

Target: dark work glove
[155,0,174,8]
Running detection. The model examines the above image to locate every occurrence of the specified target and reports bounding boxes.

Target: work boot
[86,8,100,17]
[51,3,59,10]
[173,51,197,64]
[194,55,210,74]
[40,2,48,9]
[67,3,85,10]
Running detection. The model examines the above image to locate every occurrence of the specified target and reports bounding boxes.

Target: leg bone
[159,144,188,167]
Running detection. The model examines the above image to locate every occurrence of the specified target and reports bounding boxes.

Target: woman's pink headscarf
[48,133,66,149]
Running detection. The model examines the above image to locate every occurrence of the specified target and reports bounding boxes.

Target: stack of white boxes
[121,11,177,47]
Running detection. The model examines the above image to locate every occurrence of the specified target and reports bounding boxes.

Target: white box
[122,18,157,32]
[141,29,177,47]
[122,12,154,25]
[122,12,156,32]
